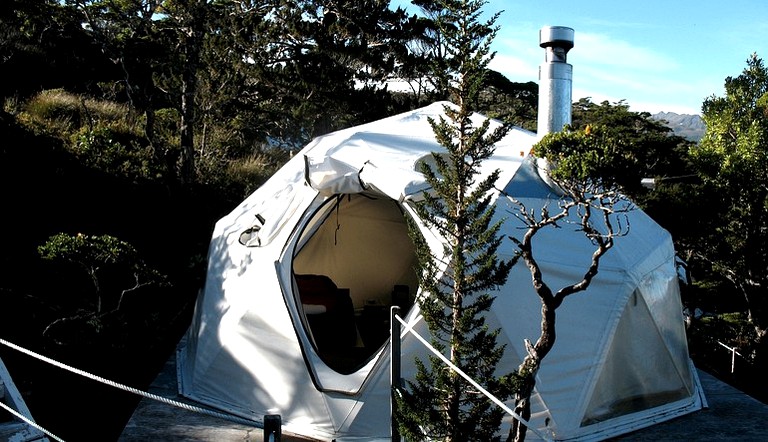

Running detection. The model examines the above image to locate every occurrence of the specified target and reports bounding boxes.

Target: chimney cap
[539,26,574,49]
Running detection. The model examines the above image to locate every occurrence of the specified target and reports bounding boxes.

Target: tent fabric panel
[537,284,631,431]
[501,158,676,283]
[179,251,321,393]
[359,160,430,202]
[179,221,263,379]
[502,157,560,199]
[305,154,365,196]
[637,262,696,393]
[178,294,339,440]
[483,308,557,439]
[582,281,692,427]
[491,177,684,439]
[302,102,531,203]
[226,154,308,231]
[240,183,308,247]
[332,349,394,439]
[176,180,346,439]
[482,250,630,438]
[216,151,311,250]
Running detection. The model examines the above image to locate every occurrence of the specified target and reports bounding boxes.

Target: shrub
[69,123,155,180]
[38,232,167,316]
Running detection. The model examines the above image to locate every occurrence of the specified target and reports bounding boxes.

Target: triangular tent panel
[1,355,47,441]
[177,102,705,441]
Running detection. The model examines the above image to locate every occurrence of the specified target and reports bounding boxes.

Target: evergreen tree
[222,0,416,147]
[394,1,514,440]
[157,0,211,186]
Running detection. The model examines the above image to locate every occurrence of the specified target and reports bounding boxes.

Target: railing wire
[0,337,262,432]
[393,314,554,442]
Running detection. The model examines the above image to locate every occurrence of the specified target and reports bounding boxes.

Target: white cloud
[530,31,701,113]
[488,53,538,80]
[484,25,708,114]
[572,32,680,73]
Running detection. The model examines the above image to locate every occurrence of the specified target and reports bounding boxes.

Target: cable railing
[2,307,557,442]
[0,337,281,442]
[390,306,554,442]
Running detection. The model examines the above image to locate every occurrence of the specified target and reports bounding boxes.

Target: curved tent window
[292,193,418,374]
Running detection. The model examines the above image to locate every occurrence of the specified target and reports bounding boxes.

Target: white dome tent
[176,101,705,441]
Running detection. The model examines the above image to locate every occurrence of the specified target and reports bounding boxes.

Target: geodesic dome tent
[176,102,705,441]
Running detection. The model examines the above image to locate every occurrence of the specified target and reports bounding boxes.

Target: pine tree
[394,1,514,440]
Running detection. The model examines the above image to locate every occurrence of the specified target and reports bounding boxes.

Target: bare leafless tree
[503,171,632,442]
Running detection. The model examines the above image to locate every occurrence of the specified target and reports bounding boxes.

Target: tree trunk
[179,49,198,186]
[178,2,205,187]
[509,301,557,442]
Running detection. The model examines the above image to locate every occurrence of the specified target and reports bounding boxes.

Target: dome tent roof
[177,102,705,441]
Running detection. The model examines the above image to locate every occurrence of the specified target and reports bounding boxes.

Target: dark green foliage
[543,99,706,273]
[204,0,420,148]
[394,1,515,440]
[39,233,138,266]
[688,54,768,340]
[19,89,168,182]
[38,232,167,318]
[534,125,625,187]
[478,73,538,131]
[0,113,219,439]
[38,233,165,286]
[0,0,415,434]
[0,0,115,108]
[567,98,695,200]
[685,311,768,403]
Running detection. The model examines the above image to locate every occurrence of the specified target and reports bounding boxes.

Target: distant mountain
[651,112,706,142]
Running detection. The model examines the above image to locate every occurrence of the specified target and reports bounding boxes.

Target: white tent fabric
[177,102,705,441]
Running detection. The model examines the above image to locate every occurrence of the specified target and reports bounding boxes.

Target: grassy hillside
[0,103,241,439]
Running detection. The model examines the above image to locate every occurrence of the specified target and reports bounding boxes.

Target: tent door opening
[292,193,419,374]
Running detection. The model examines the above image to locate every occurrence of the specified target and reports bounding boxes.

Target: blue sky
[391,0,768,115]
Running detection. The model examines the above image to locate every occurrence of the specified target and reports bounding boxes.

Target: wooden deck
[120,348,768,441]
[118,351,317,442]
[611,368,768,441]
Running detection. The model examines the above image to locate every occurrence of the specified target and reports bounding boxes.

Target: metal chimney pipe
[537,26,574,137]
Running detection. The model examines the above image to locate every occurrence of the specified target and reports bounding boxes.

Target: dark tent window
[293,193,417,373]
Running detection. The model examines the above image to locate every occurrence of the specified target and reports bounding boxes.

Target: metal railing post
[264,414,281,442]
[717,340,743,374]
[391,306,401,442]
